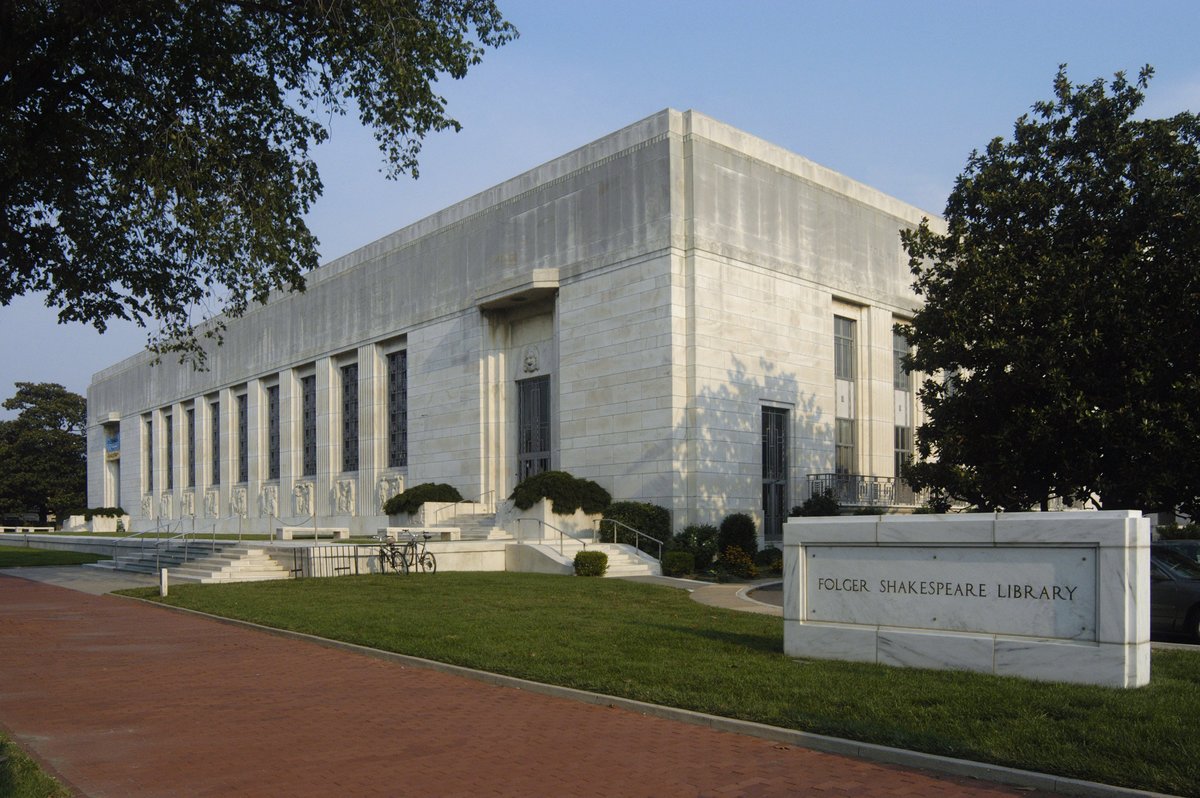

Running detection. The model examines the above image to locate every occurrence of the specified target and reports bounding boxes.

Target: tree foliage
[0,1,515,362]
[900,66,1200,515]
[0,382,87,522]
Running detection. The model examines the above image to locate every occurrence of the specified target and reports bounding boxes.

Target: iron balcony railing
[806,473,925,509]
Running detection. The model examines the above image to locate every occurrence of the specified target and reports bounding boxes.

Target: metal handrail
[110,520,182,563]
[516,517,589,557]
[431,490,496,525]
[595,518,663,561]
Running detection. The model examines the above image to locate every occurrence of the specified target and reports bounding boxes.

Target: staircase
[521,539,661,577]
[87,542,291,584]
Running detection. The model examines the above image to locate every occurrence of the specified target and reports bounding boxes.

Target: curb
[117,593,1175,798]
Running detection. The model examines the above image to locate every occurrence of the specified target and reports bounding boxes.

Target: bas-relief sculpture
[293,482,313,516]
[336,480,356,516]
[231,487,247,518]
[377,475,403,513]
[259,484,278,517]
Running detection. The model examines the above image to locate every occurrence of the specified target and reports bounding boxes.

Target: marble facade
[86,109,937,539]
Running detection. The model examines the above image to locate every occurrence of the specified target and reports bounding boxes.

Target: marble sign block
[782,511,1149,688]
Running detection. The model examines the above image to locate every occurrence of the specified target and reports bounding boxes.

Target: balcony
[806,473,925,510]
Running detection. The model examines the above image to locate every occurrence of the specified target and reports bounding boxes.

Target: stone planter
[495,499,600,543]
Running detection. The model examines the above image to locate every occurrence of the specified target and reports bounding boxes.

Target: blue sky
[2,0,1198,417]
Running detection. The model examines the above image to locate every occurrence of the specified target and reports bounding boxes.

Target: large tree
[900,66,1200,516]
[0,382,87,522]
[1,1,515,362]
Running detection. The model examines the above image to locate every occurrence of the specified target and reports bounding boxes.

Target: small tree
[791,490,840,517]
[718,513,758,557]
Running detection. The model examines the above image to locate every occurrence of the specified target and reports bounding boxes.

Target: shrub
[754,546,783,573]
[601,502,671,551]
[791,490,840,517]
[382,483,463,515]
[718,512,758,557]
[573,550,608,577]
[510,470,611,515]
[717,545,758,580]
[661,550,695,577]
[668,524,719,571]
[1157,522,1200,541]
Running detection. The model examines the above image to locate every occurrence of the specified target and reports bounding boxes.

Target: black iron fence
[806,473,925,509]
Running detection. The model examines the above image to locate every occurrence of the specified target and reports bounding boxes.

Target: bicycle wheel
[419,551,437,574]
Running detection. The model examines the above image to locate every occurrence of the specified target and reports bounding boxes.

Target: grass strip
[0,546,109,567]
[0,731,71,798]
[121,572,1200,796]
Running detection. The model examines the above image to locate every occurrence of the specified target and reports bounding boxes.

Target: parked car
[1156,539,1200,565]
[1150,544,1200,642]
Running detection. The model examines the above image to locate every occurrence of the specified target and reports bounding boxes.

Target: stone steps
[542,541,661,577]
[87,543,290,584]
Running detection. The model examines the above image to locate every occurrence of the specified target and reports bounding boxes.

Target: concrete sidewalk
[0,573,1070,798]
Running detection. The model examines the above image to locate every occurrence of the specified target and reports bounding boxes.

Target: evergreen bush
[382,483,463,515]
[509,470,611,515]
[661,550,695,577]
[573,550,608,577]
[718,512,758,557]
[601,501,670,550]
[668,524,719,571]
[753,546,783,573]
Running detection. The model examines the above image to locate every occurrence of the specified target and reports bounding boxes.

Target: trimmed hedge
[601,502,670,551]
[382,483,463,516]
[661,550,695,577]
[65,507,127,521]
[509,470,611,515]
[574,550,608,577]
[791,490,840,517]
[1157,523,1200,541]
[718,512,758,557]
[668,524,719,572]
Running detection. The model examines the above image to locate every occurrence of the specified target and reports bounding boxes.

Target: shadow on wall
[678,356,830,529]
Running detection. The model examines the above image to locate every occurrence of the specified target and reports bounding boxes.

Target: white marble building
[87,109,941,542]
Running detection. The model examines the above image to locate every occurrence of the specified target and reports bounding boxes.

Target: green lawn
[121,572,1200,796]
[0,732,71,798]
[0,545,109,567]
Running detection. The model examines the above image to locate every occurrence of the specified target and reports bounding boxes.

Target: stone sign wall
[782,511,1149,688]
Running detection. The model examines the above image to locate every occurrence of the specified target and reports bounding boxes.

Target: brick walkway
[0,574,1057,797]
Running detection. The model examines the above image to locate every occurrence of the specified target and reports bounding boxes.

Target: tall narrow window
[145,417,154,493]
[186,408,196,488]
[267,385,280,480]
[387,351,407,468]
[762,407,789,543]
[341,363,359,472]
[165,413,174,490]
[834,316,857,475]
[893,329,914,502]
[237,393,248,483]
[302,375,317,477]
[210,400,220,485]
[517,376,551,480]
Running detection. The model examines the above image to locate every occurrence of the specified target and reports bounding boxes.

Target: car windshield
[1152,547,1200,579]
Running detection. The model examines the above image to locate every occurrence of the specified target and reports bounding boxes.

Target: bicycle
[401,531,437,574]
[377,536,409,574]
